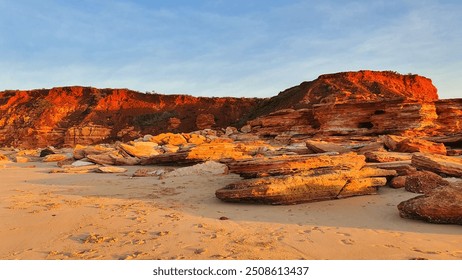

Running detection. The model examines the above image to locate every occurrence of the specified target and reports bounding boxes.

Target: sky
[0,0,461,98]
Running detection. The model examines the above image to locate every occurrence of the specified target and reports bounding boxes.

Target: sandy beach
[1,160,461,260]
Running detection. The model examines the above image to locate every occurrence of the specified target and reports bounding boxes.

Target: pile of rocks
[216,152,396,204]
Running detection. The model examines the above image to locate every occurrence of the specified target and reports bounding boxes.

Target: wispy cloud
[0,0,461,98]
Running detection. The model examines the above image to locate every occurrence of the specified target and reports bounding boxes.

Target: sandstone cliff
[1,70,460,148]
[0,87,262,147]
[247,71,461,140]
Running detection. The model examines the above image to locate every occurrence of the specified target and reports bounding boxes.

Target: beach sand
[1,161,462,260]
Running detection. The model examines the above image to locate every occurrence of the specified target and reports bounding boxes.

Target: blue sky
[0,0,461,98]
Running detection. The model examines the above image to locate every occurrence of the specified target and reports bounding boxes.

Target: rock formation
[411,153,462,177]
[241,71,462,143]
[0,87,261,148]
[216,153,396,204]
[398,185,462,225]
[2,70,462,149]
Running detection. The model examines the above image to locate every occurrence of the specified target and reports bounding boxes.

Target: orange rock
[43,153,72,162]
[196,113,216,129]
[149,133,187,146]
[226,152,365,178]
[398,184,462,225]
[119,142,160,158]
[216,166,395,205]
[396,138,446,155]
[411,153,462,177]
[364,151,412,162]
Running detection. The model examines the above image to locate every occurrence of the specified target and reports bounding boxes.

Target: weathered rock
[132,168,169,177]
[381,135,446,155]
[0,86,259,148]
[390,176,406,188]
[57,158,75,167]
[17,149,40,157]
[15,156,29,163]
[0,153,9,162]
[140,151,195,165]
[185,134,206,145]
[240,124,252,133]
[43,153,72,162]
[396,138,446,155]
[119,142,160,158]
[225,126,238,136]
[227,152,365,178]
[142,134,153,142]
[87,153,140,166]
[398,184,462,225]
[149,133,187,146]
[216,166,394,205]
[161,144,180,153]
[71,160,95,167]
[447,149,462,156]
[65,124,112,146]
[305,140,350,154]
[403,171,450,194]
[196,113,216,130]
[73,144,116,160]
[411,153,462,177]
[381,135,407,151]
[97,166,127,173]
[50,164,99,173]
[187,142,252,162]
[354,142,386,154]
[3,71,460,149]
[366,161,417,176]
[434,99,462,135]
[167,117,181,130]
[40,148,56,157]
[364,151,412,163]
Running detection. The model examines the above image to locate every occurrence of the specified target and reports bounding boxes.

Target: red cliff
[0,87,262,147]
[1,70,460,148]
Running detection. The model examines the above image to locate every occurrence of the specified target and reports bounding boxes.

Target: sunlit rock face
[1,70,460,148]
[246,70,460,139]
[0,86,261,148]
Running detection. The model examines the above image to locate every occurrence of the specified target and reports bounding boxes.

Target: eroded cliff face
[247,70,460,140]
[0,70,460,148]
[0,87,262,147]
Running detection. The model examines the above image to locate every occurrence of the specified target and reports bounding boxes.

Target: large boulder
[403,171,450,194]
[216,166,395,205]
[398,185,462,225]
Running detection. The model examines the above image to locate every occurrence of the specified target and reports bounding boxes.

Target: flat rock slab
[364,151,412,163]
[398,185,462,225]
[305,140,350,154]
[411,153,462,177]
[97,166,127,173]
[43,153,72,162]
[365,160,416,176]
[87,153,140,166]
[216,167,395,205]
[381,135,446,155]
[226,152,364,178]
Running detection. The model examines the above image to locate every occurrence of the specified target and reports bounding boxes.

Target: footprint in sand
[194,248,207,255]
[119,251,147,260]
[336,232,351,237]
[384,244,399,249]
[412,248,441,255]
[340,239,355,245]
